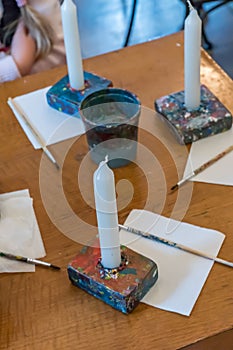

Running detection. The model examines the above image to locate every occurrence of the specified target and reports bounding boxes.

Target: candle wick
[186,0,194,11]
[96,155,109,177]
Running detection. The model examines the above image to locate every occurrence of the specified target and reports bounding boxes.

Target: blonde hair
[3,3,54,60]
[20,5,54,59]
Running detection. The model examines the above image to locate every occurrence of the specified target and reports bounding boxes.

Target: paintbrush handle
[176,243,233,268]
[119,224,233,268]
[8,98,59,169]
[194,145,233,176]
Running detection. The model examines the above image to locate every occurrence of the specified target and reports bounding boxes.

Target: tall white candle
[61,0,84,90]
[93,158,121,269]
[184,2,202,110]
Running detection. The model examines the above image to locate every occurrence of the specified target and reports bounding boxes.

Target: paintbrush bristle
[50,264,61,270]
[171,184,178,191]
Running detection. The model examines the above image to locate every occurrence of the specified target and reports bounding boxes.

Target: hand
[11,21,36,76]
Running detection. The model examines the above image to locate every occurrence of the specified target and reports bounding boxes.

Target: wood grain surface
[0,32,232,350]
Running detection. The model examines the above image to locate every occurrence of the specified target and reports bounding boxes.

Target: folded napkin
[8,87,85,149]
[0,189,45,273]
[120,210,225,316]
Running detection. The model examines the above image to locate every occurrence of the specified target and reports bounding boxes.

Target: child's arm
[11,21,36,76]
[0,21,36,82]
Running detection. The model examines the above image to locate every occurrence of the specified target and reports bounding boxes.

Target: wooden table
[0,32,232,350]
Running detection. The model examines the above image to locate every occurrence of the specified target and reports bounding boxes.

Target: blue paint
[46,72,112,116]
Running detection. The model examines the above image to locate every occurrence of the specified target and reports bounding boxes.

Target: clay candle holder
[67,245,158,314]
[46,72,112,116]
[155,85,232,144]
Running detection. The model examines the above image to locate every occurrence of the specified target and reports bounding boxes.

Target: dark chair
[182,0,233,50]
[124,0,233,49]
[123,0,137,47]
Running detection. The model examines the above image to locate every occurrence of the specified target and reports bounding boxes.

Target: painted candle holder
[67,245,158,314]
[46,71,112,116]
[155,85,232,144]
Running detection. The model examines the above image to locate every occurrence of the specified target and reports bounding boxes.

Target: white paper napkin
[0,189,46,273]
[183,128,233,186]
[119,209,225,316]
[8,87,85,149]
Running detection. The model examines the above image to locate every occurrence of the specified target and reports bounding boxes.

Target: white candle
[184,2,202,110]
[93,158,121,269]
[61,0,84,90]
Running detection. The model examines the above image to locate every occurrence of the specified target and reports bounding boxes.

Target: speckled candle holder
[155,85,232,144]
[67,245,158,314]
[46,71,112,116]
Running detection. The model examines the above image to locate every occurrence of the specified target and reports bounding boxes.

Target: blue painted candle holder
[46,71,112,116]
[155,85,232,144]
[67,245,158,314]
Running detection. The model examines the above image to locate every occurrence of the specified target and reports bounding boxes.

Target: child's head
[0,0,55,59]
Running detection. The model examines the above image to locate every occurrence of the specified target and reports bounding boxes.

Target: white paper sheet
[119,209,225,316]
[8,87,85,149]
[183,128,233,186]
[0,189,46,273]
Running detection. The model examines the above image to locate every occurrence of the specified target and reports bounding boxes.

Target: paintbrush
[171,144,233,191]
[0,252,61,270]
[119,224,233,268]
